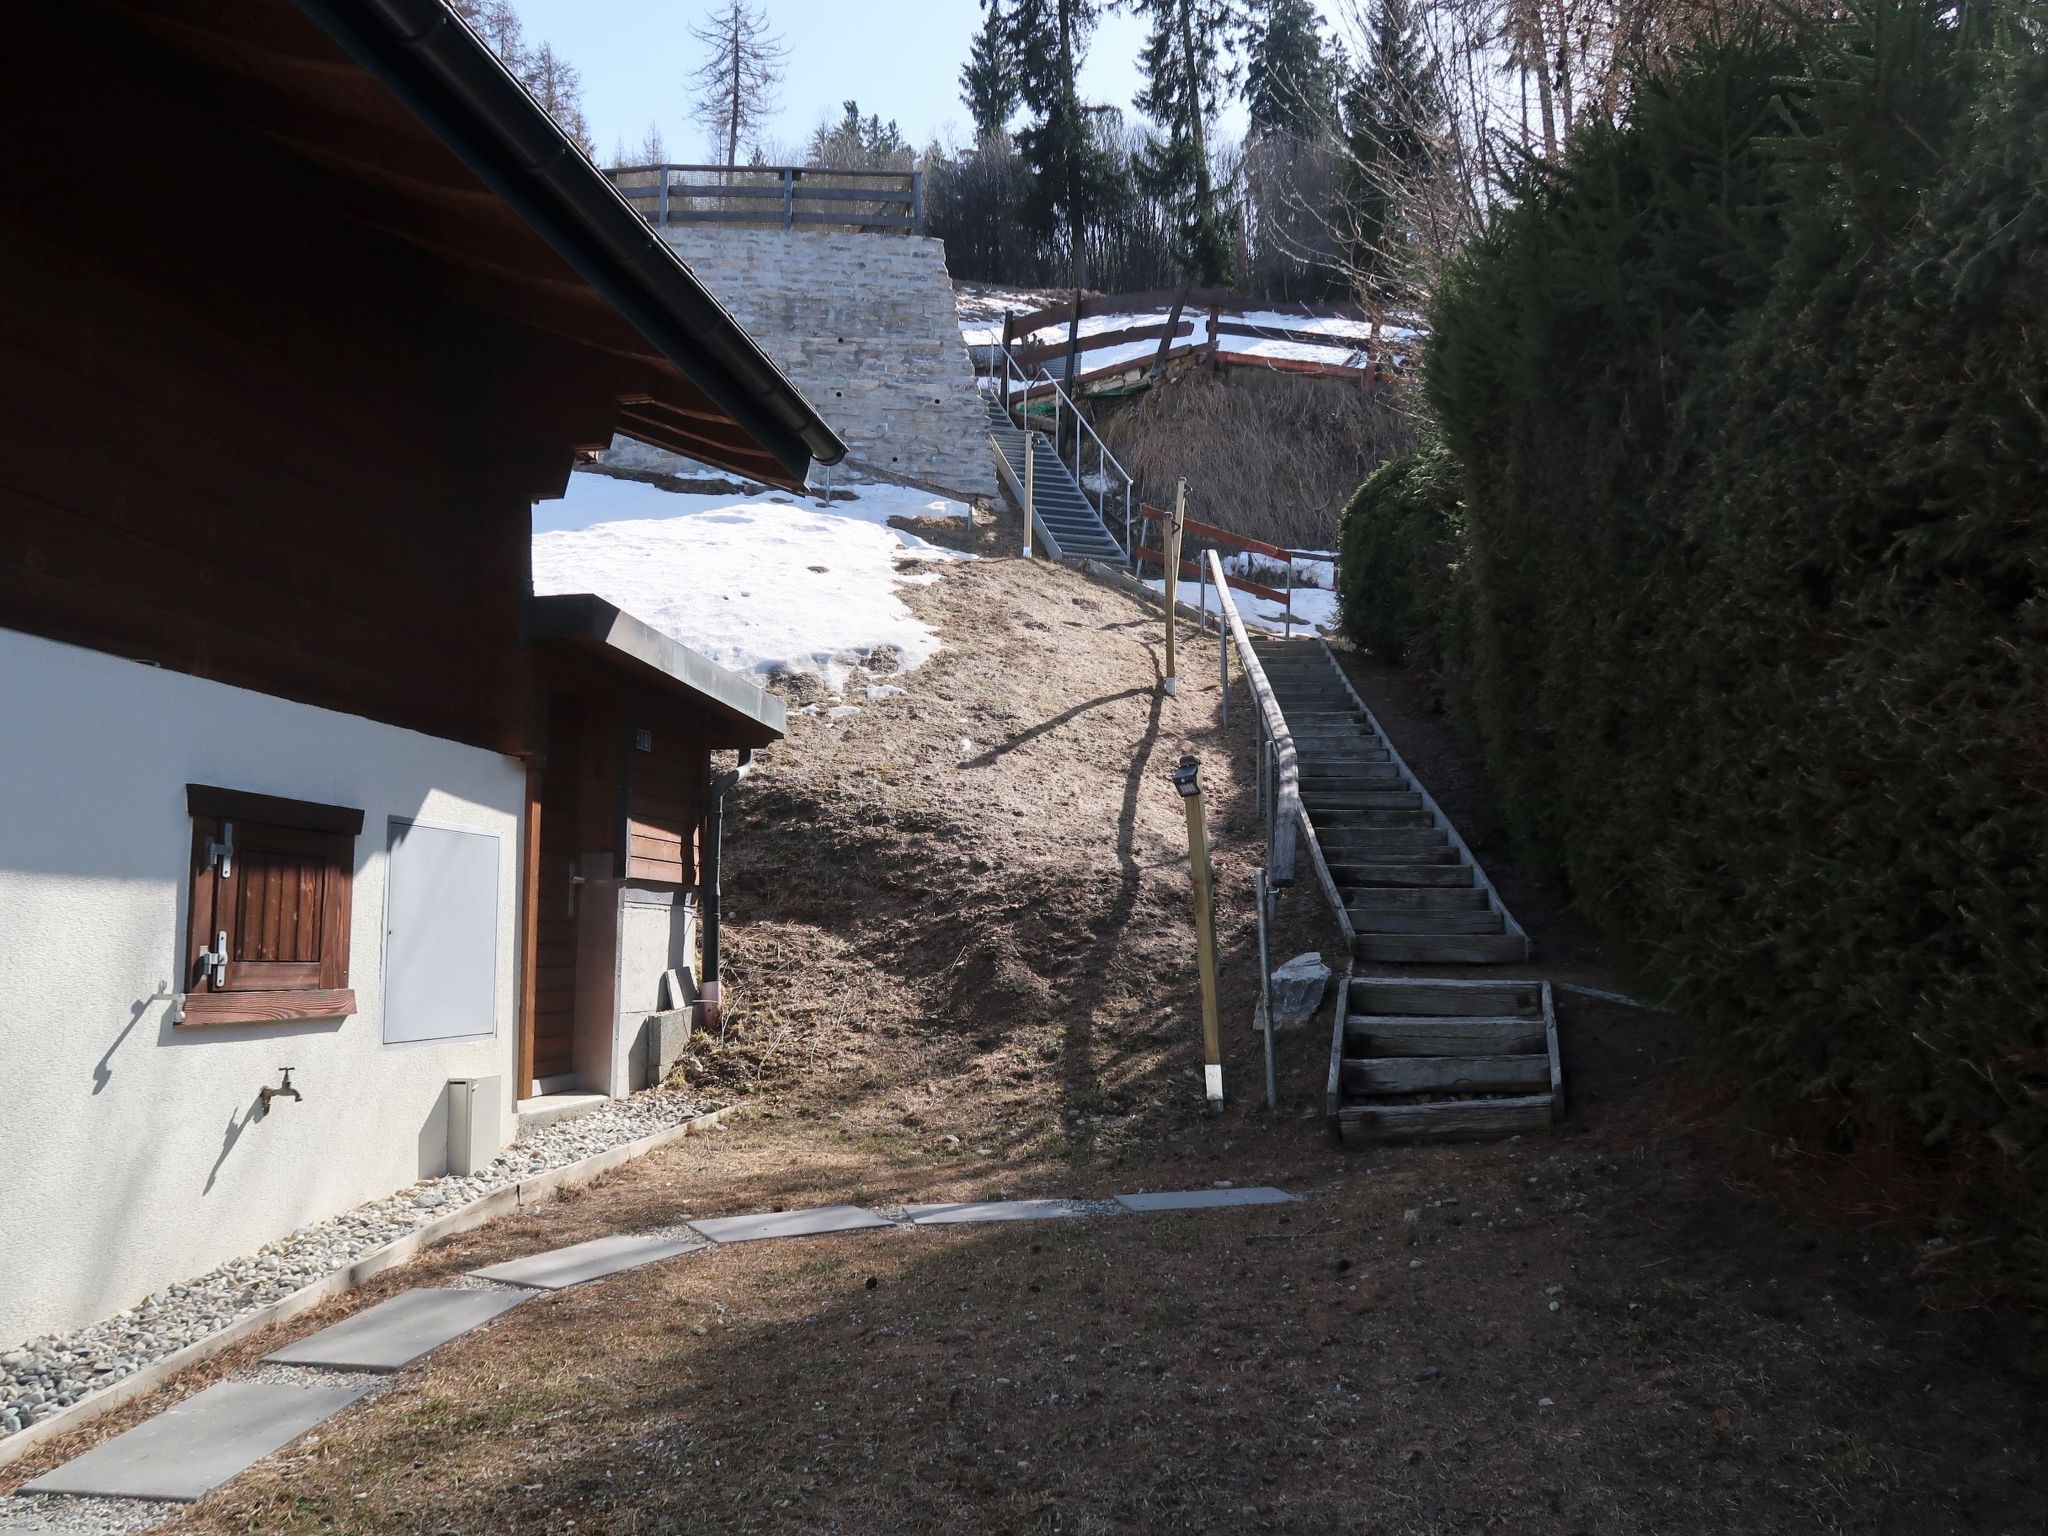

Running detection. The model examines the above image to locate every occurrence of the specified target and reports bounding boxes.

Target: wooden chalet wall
[0,10,630,759]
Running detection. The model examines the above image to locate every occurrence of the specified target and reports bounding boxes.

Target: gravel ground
[0,1088,717,1439]
[0,1491,183,1533]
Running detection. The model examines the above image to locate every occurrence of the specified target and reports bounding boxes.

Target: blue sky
[510,0,1351,164]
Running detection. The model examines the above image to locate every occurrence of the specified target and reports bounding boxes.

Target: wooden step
[1329,862,1473,887]
[1342,1054,1550,1095]
[1345,1014,1546,1053]
[1352,932,1528,964]
[1350,910,1505,935]
[1347,887,1489,911]
[1315,809,1431,828]
[1336,1094,1554,1143]
[1348,979,1545,1017]
[1316,828,1446,854]
[1303,790,1421,809]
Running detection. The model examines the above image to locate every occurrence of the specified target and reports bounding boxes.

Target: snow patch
[533,471,972,697]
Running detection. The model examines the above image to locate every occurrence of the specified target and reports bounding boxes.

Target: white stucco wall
[0,628,524,1347]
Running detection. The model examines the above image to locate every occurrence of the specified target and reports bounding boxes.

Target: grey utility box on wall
[446,1076,502,1177]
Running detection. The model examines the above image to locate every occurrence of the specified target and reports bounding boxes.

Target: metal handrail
[987,340,1136,558]
[1206,548,1298,887]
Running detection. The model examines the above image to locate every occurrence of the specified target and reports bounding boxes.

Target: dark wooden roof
[82,0,843,489]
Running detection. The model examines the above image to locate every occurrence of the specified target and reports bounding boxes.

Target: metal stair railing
[985,341,1135,560]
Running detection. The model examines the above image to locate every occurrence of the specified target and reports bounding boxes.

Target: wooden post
[1162,479,1185,696]
[1173,754,1224,1113]
[1022,431,1036,559]
[656,167,670,229]
[515,766,544,1100]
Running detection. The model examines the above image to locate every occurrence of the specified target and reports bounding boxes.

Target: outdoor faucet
[258,1067,301,1112]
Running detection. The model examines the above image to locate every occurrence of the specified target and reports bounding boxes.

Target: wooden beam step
[1316,809,1432,828]
[1316,828,1447,853]
[1329,862,1472,887]
[1336,1095,1554,1142]
[1343,1054,1550,1095]
[1348,980,1546,1017]
[1305,790,1421,809]
[1352,933,1529,964]
[1346,1014,1547,1054]
[1351,909,1504,935]
[1347,887,1490,911]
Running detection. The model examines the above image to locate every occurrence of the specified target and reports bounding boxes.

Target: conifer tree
[1340,0,1443,297]
[1245,0,1337,140]
[960,0,1021,142]
[1010,0,1118,286]
[1130,0,1244,284]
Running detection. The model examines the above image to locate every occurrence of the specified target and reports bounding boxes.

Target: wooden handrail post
[1173,755,1225,1113]
[781,167,794,230]
[656,168,670,229]
[1162,479,1185,695]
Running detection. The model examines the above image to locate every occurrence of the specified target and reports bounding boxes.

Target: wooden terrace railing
[605,164,924,234]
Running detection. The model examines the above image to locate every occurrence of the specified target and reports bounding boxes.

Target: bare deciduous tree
[688,1,789,170]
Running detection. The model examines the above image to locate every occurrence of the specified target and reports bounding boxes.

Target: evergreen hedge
[1345,4,2048,1289]
[1336,446,1462,669]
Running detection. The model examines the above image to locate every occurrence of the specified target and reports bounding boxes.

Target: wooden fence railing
[1132,504,1317,632]
[605,164,924,234]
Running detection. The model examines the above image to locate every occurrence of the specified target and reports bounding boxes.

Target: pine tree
[960,0,1021,142]
[1131,0,1244,284]
[1244,0,1337,139]
[1010,0,1118,285]
[688,0,789,168]
[1340,0,1443,297]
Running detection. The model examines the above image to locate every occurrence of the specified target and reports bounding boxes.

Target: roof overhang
[528,594,786,749]
[88,0,845,489]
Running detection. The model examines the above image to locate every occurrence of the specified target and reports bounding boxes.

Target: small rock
[1538,1397,1555,1408]
[1408,1259,1425,1270]
[1401,1208,1421,1225]
[1266,952,1331,1030]
[1548,1300,1561,1312]
[1411,1365,1441,1382]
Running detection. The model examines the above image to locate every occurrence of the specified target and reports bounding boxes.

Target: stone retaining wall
[604,228,995,499]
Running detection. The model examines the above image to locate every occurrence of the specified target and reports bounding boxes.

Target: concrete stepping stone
[1114,1187,1298,1212]
[468,1231,708,1290]
[904,1199,1088,1225]
[689,1205,894,1244]
[19,1379,370,1502]
[263,1287,527,1373]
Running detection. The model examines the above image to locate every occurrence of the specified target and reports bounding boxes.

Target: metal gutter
[527,593,786,741]
[295,0,846,483]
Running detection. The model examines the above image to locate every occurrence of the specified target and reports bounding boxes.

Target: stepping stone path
[20,1380,370,1502]
[1115,1187,1298,1212]
[7,1187,1299,1531]
[689,1205,895,1244]
[468,1231,708,1291]
[905,1199,1090,1225]
[263,1289,527,1374]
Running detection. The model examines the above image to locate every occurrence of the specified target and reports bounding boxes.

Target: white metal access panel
[383,819,500,1044]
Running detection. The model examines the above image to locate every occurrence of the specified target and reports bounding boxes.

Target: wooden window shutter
[182,786,362,1027]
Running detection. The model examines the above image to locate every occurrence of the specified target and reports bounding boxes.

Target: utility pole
[1172,754,1224,1113]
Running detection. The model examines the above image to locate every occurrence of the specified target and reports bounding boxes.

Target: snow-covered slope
[532,472,972,697]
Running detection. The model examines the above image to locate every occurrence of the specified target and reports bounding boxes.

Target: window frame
[182,784,362,1027]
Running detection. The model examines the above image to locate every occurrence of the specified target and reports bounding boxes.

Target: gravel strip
[0,1492,182,1534]
[0,1089,719,1440]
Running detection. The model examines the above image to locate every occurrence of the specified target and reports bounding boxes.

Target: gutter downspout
[698,749,753,1027]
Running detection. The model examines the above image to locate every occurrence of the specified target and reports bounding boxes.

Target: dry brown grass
[12,514,2047,1533]
[1101,368,1413,551]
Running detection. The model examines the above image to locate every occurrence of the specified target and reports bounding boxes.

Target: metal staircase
[980,343,1130,563]
[983,397,1126,562]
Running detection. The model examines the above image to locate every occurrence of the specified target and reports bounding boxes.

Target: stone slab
[262,1288,527,1373]
[19,1379,370,1502]
[689,1206,895,1244]
[1114,1187,1298,1213]
[904,1200,1089,1226]
[468,1232,708,1290]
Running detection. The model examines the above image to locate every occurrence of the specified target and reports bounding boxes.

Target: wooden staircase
[1327,976,1562,1142]
[1250,637,1530,966]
